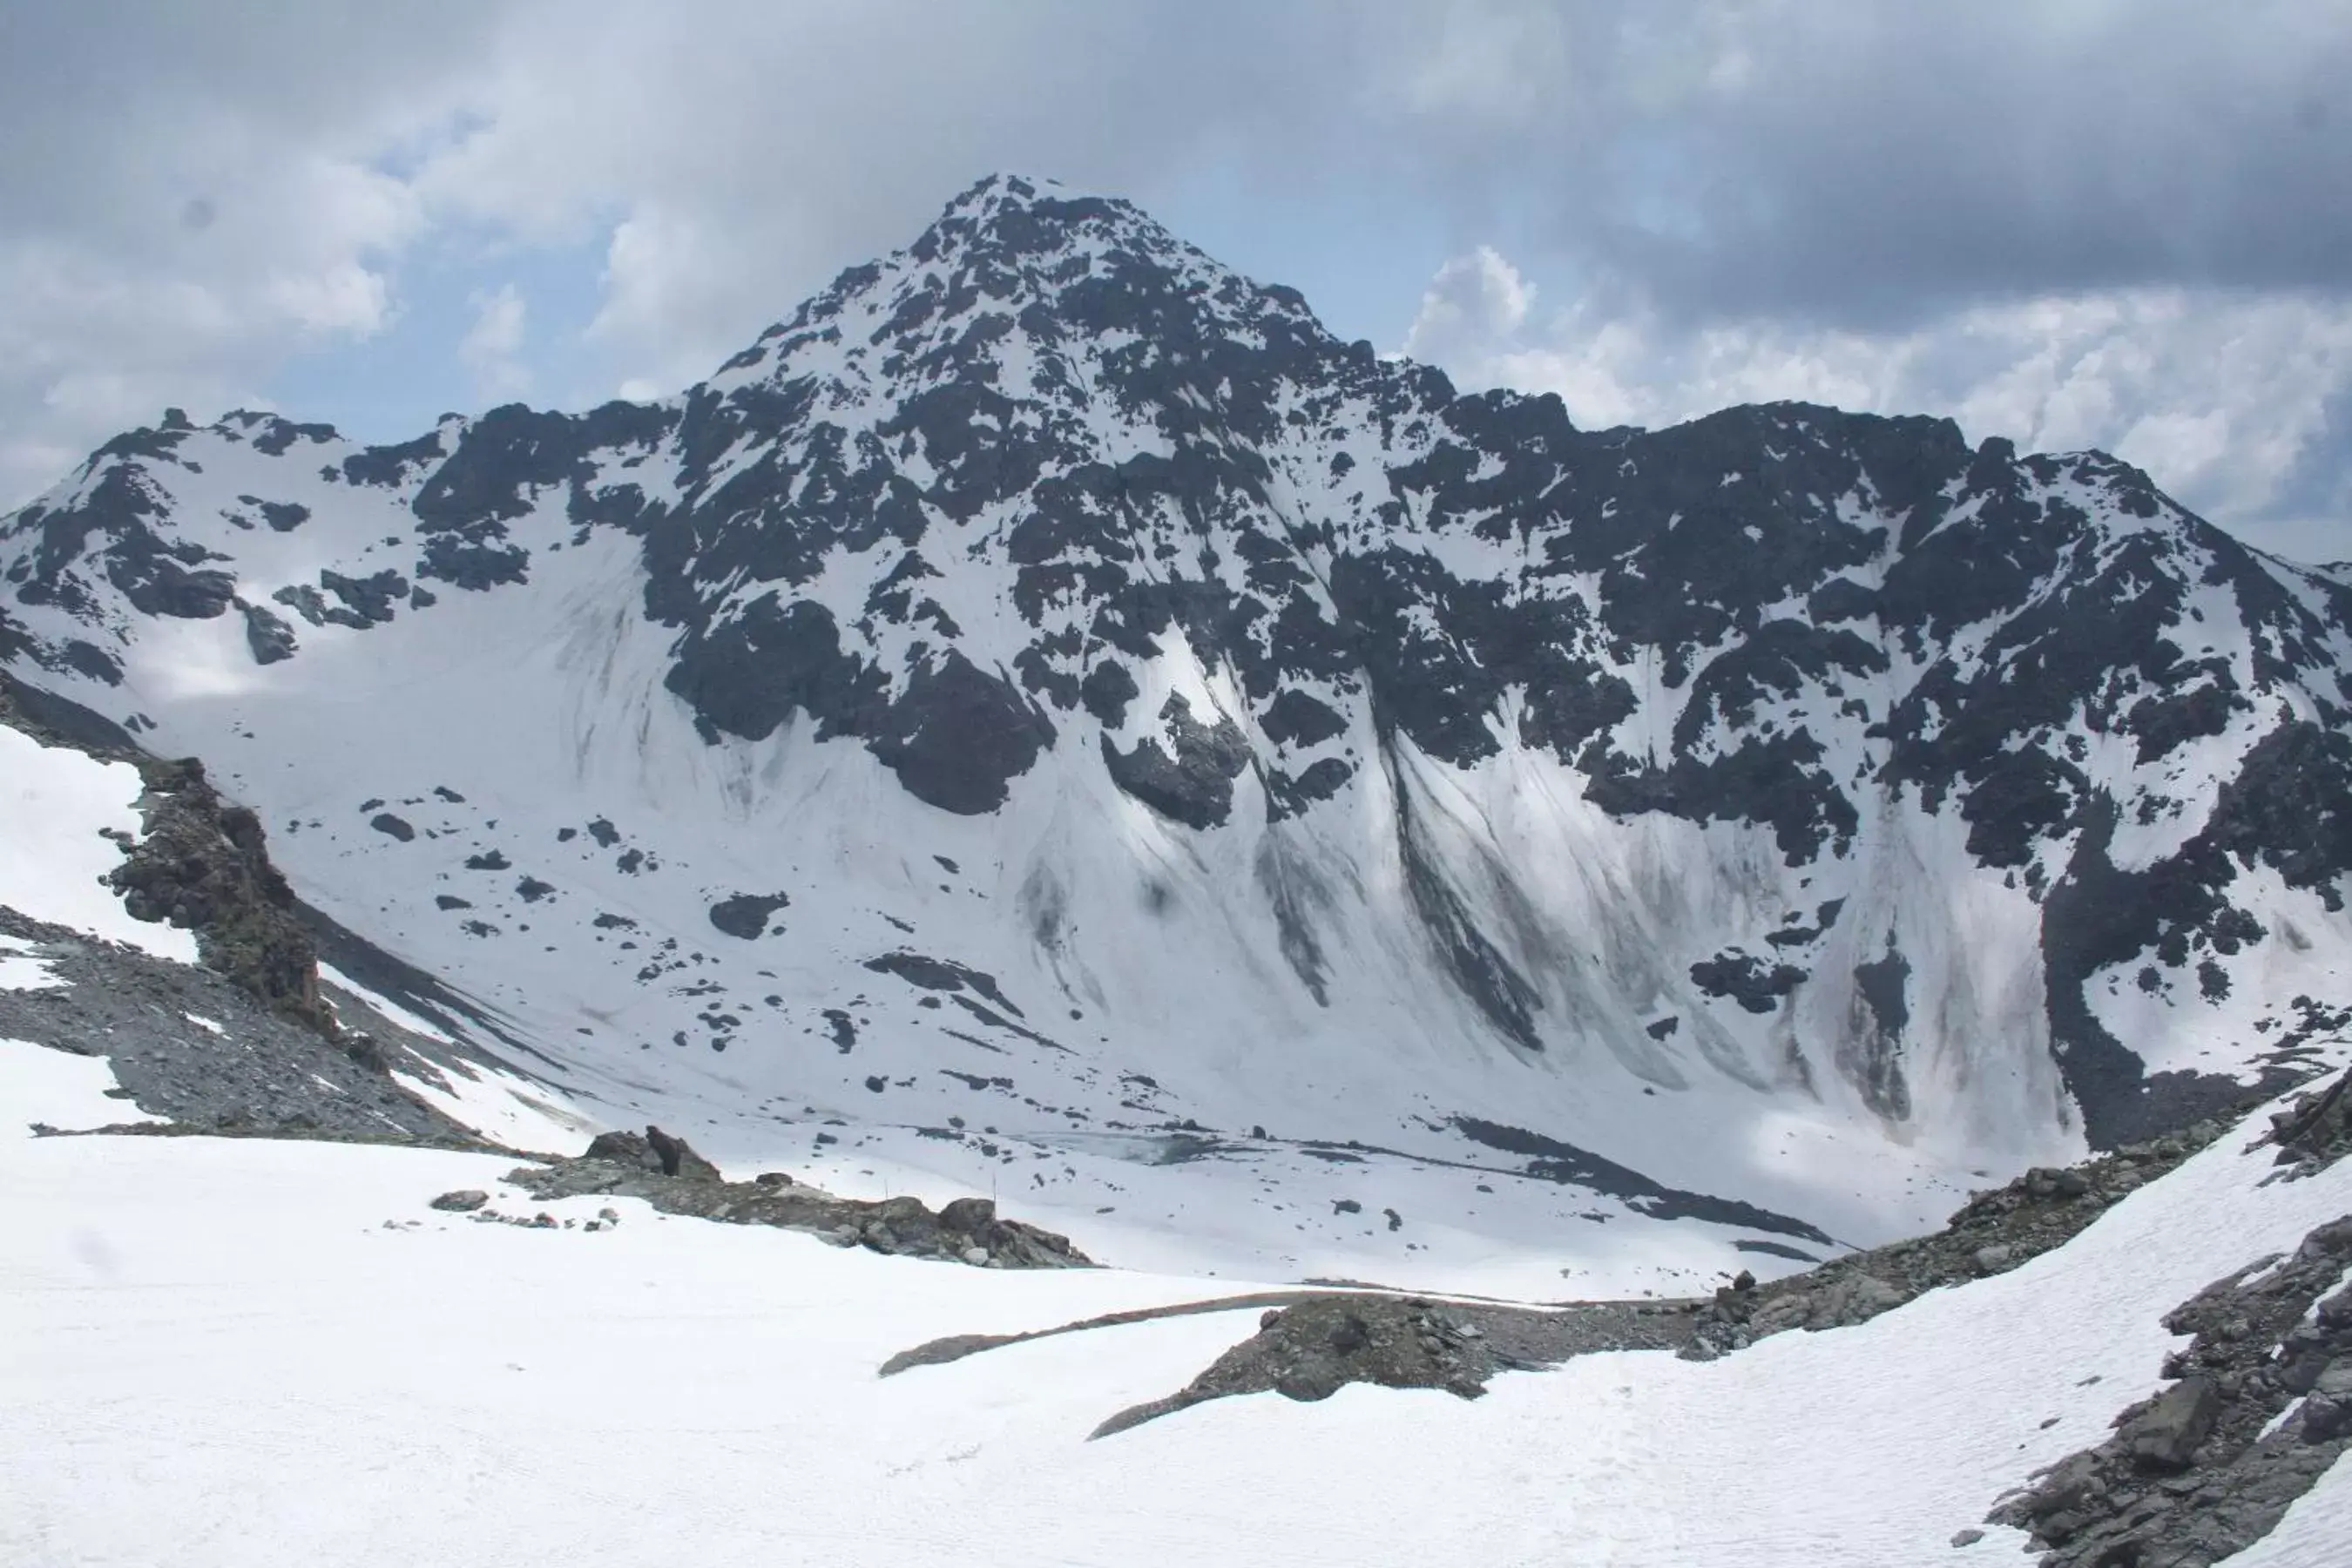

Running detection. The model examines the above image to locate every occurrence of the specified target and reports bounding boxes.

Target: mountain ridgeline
[4,173,2349,1231]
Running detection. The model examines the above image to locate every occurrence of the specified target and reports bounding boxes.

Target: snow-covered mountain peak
[703,167,1336,428]
[5,178,2352,1288]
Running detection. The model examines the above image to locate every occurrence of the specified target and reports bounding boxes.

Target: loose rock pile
[1989,1211,2352,1565]
[3,908,489,1149]
[414,1191,629,1233]
[501,1125,1092,1268]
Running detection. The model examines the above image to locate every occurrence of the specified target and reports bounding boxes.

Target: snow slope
[4,1038,2348,1566]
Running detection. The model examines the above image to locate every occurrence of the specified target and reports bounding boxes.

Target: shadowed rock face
[103,756,335,1034]
[8,173,2352,1155]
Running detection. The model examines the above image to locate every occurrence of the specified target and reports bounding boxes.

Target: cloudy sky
[5,0,2349,558]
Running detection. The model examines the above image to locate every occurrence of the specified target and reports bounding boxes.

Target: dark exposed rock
[2118,1375,2221,1470]
[510,1138,1090,1268]
[319,567,408,625]
[1100,693,1251,828]
[865,651,1056,814]
[1260,687,1347,749]
[429,1189,490,1213]
[580,1125,723,1181]
[1689,951,1808,1015]
[1451,1114,1831,1241]
[860,950,1025,1015]
[240,600,297,665]
[1847,943,1914,1120]
[2262,1063,2352,1174]
[416,531,529,590]
[893,1288,1691,1438]
[707,892,789,939]
[104,756,335,1032]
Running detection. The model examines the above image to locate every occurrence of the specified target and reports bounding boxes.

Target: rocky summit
[3,173,2350,1282]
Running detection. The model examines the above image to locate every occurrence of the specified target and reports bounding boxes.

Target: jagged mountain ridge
[3,172,2349,1274]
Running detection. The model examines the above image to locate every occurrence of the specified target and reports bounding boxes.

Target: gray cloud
[1364,1,2352,327]
[0,0,2346,557]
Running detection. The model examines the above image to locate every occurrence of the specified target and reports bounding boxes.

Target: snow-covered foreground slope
[7,1040,2348,1567]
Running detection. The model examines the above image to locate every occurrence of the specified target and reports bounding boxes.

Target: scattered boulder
[340,1031,390,1074]
[2300,1360,2352,1443]
[2119,1375,2220,1470]
[429,1189,490,1213]
[580,1125,722,1181]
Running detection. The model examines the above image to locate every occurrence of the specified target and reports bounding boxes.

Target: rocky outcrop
[3,670,335,1036]
[1085,1293,1695,1437]
[1990,1212,2352,1565]
[2264,1064,2352,1174]
[883,1283,1702,1436]
[102,756,335,1033]
[506,1125,1091,1268]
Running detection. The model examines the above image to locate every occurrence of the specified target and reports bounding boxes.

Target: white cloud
[0,3,480,507]
[1402,250,2352,561]
[458,283,530,400]
[0,147,421,506]
[584,206,768,397]
[1401,247,1536,363]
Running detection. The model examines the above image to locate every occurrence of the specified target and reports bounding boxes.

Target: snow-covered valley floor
[6,1038,2349,1567]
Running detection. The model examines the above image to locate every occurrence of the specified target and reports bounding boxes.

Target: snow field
[5,1036,2348,1566]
